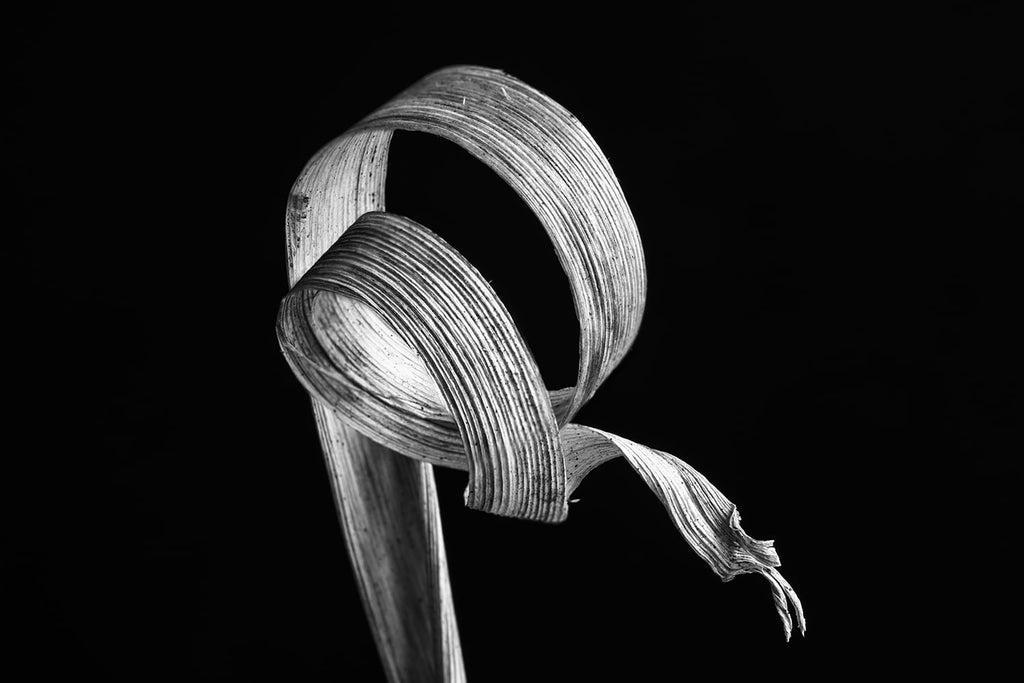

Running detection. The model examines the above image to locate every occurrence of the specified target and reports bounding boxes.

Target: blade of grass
[279,65,804,682]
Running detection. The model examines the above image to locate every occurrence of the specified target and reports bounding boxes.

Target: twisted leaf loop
[278,65,804,682]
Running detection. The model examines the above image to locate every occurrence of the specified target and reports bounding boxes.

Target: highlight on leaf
[276,64,805,681]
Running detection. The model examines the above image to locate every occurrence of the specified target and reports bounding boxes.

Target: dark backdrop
[7,6,1021,680]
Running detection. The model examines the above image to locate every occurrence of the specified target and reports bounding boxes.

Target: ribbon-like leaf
[277,65,804,682]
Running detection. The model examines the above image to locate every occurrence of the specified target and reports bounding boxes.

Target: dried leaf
[277,65,804,682]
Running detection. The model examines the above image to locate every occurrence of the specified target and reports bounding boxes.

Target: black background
[7,6,1021,680]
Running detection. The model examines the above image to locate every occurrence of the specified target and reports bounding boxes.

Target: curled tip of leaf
[723,509,806,640]
[569,429,805,640]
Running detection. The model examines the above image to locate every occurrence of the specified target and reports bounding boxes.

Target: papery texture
[278,65,804,682]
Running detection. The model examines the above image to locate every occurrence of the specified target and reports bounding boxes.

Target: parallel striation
[278,65,804,683]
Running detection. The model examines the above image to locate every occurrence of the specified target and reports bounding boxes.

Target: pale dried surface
[277,65,804,682]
